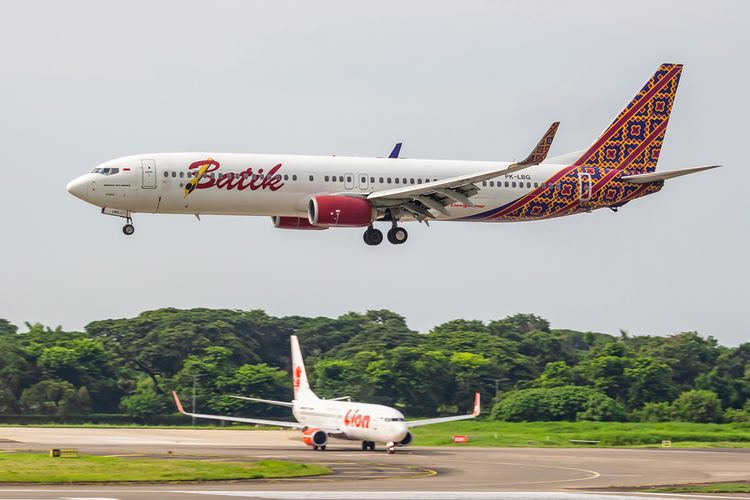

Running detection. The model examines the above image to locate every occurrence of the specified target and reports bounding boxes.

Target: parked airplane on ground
[67,63,718,245]
[172,335,480,454]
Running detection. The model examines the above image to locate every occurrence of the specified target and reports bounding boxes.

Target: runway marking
[0,491,740,500]
[412,458,601,487]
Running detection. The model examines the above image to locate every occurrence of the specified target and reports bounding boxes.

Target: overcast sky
[1,1,748,344]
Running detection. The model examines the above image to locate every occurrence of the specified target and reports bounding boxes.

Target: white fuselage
[293,396,408,443]
[67,152,566,221]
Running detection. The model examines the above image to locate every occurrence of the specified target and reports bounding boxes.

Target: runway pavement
[1,427,749,499]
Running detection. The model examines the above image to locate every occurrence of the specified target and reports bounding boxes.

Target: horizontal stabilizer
[620,165,720,183]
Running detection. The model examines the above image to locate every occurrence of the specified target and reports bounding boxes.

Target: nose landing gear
[122,215,135,236]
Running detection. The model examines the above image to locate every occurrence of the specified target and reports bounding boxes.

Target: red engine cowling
[271,216,328,230]
[302,428,328,447]
[308,196,375,227]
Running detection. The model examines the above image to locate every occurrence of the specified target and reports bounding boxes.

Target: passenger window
[339,176,344,182]
[309,175,314,181]
[347,176,352,182]
[402,178,407,184]
[482,181,487,186]
[410,178,415,184]
[292,175,297,181]
[387,177,392,183]
[527,182,531,188]
[324,175,329,182]
[534,182,539,188]
[179,172,184,178]
[284,174,289,180]
[512,182,516,188]
[505,181,509,187]
[164,171,168,177]
[379,177,384,183]
[395,178,400,184]
[369,177,374,183]
[417,179,422,184]
[171,172,176,178]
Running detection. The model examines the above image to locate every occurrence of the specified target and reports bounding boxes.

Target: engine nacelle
[302,428,328,447]
[271,216,328,230]
[398,430,413,446]
[308,196,375,227]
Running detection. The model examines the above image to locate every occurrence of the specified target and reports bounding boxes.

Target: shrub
[120,388,166,419]
[672,390,723,423]
[490,386,626,422]
[632,401,673,422]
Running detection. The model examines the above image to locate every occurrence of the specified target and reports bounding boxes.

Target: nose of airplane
[66,176,88,200]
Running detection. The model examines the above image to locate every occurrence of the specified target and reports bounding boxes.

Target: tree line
[0,310,748,423]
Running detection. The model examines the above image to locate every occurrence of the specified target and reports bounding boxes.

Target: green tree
[0,319,17,335]
[532,361,578,388]
[19,380,91,415]
[671,390,723,423]
[491,386,626,422]
[624,357,674,407]
[120,384,166,419]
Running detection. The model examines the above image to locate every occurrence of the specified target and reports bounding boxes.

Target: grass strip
[0,453,329,483]
[409,420,750,447]
[641,482,750,494]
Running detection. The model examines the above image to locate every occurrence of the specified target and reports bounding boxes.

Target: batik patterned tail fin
[575,63,683,173]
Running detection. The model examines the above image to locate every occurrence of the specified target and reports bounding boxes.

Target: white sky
[1,1,748,344]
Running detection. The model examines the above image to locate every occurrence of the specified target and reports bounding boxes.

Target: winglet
[473,392,481,417]
[172,391,186,414]
[388,143,402,159]
[515,122,559,166]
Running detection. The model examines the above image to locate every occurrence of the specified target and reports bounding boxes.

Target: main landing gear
[312,445,327,451]
[363,223,408,246]
[361,441,376,451]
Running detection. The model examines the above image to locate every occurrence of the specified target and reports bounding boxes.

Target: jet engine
[302,428,328,448]
[398,431,413,446]
[308,196,375,227]
[271,216,328,230]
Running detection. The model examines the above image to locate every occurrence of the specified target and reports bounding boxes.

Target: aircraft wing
[172,391,304,429]
[620,165,720,183]
[229,395,293,407]
[367,123,559,220]
[405,392,480,428]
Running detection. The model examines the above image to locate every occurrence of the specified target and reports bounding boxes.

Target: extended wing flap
[620,165,720,183]
[405,392,480,428]
[368,122,558,205]
[172,391,304,429]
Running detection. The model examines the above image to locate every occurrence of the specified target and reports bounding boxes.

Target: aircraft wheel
[122,224,135,236]
[363,228,383,246]
[320,445,326,451]
[313,445,318,451]
[387,445,396,454]
[361,441,368,451]
[369,441,376,451]
[387,227,407,245]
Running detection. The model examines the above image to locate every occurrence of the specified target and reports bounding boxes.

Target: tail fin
[291,335,317,401]
[575,63,683,173]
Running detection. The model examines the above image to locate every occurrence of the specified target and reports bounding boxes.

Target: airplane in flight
[172,335,480,454]
[67,63,718,245]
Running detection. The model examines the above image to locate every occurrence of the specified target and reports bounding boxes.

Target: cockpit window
[90,167,119,175]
